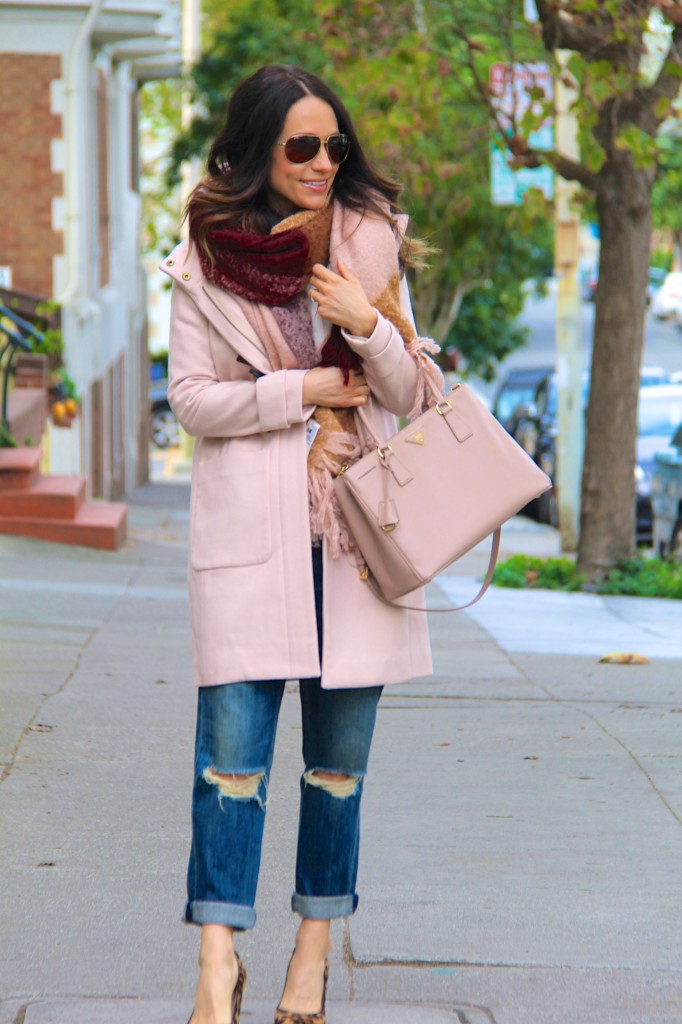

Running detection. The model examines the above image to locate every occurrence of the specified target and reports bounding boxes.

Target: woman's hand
[302,367,370,408]
[309,261,378,338]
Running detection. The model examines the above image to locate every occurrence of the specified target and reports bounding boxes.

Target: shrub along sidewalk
[492,552,682,599]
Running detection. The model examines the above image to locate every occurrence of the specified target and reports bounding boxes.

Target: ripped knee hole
[203,767,265,800]
[303,769,360,798]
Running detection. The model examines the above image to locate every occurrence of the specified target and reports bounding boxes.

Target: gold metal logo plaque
[405,431,425,446]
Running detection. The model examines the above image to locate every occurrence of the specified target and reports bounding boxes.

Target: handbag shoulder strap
[359,528,501,613]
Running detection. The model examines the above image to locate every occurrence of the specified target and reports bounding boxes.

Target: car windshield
[638,393,682,437]
[495,386,540,421]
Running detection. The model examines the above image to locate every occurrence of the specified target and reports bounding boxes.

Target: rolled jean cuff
[184,899,256,931]
[291,892,358,919]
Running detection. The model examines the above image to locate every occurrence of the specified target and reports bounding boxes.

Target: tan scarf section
[234,199,441,555]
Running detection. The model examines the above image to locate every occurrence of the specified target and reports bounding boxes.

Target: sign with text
[489,62,554,205]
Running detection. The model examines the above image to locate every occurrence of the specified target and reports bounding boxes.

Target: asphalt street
[470,289,682,407]
[1,483,681,1024]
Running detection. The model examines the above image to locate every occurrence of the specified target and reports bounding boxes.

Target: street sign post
[489,60,582,550]
[553,55,583,552]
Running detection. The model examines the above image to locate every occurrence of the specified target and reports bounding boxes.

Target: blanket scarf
[200,199,440,555]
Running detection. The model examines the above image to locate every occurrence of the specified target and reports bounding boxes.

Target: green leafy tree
[313,1,553,376]
[164,0,552,377]
[139,78,184,255]
[652,130,682,263]
[451,0,682,580]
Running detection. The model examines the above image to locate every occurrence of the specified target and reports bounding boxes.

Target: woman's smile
[300,179,330,193]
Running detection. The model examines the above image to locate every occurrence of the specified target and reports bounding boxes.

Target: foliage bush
[492,554,584,592]
[492,553,682,600]
[33,302,64,362]
[595,556,682,600]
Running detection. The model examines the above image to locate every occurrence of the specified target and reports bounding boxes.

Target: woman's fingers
[344,371,370,406]
[337,259,359,282]
[308,263,376,337]
[302,367,370,408]
[311,262,337,282]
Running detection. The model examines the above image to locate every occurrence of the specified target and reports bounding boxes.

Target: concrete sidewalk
[1,485,680,1024]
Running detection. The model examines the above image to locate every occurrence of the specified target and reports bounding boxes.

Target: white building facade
[0,0,181,498]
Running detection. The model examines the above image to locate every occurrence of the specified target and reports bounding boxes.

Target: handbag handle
[354,376,455,452]
[353,403,381,452]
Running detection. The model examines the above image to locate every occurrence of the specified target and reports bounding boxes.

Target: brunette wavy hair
[185,64,426,266]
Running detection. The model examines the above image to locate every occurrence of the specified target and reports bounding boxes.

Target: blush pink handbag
[334,382,552,609]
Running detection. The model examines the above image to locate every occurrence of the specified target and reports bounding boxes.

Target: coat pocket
[190,448,272,570]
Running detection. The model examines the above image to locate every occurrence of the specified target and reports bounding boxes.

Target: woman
[163,64,441,1024]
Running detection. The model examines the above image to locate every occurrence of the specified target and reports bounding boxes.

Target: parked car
[491,366,554,432]
[636,385,682,544]
[647,267,667,306]
[652,420,682,559]
[651,271,682,321]
[507,372,677,538]
[150,379,180,449]
[509,371,590,526]
[640,364,671,387]
[581,265,598,302]
[583,266,667,306]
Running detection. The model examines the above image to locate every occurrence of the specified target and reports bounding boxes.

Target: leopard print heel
[231,955,247,1024]
[274,956,329,1024]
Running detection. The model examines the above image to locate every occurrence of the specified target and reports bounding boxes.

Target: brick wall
[0,54,63,298]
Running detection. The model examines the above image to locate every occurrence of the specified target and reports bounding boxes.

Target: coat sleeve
[341,274,439,417]
[167,282,310,438]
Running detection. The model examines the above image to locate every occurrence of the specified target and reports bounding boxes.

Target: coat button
[167,259,175,266]
[182,272,191,280]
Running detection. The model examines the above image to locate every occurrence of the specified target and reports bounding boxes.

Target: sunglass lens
[284,135,320,163]
[327,134,350,164]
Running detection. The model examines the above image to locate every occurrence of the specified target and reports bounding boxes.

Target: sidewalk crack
[601,595,676,641]
[0,624,99,785]
[1,564,143,786]
[507,654,682,828]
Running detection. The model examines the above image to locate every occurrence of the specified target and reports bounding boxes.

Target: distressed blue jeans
[185,547,383,930]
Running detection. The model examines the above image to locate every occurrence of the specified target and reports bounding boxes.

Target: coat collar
[159,240,272,376]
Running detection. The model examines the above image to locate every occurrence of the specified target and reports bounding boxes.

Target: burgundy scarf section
[200,226,309,306]
[200,222,362,379]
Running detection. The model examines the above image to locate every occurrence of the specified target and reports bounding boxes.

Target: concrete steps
[0,447,127,550]
[0,446,41,489]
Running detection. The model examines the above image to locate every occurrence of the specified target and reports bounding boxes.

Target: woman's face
[267,96,340,216]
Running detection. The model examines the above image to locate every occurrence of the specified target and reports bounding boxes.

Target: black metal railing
[0,303,46,439]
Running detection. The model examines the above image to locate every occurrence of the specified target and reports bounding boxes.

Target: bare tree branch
[534,0,636,63]
[432,277,486,341]
[549,151,600,189]
[448,4,600,192]
[447,9,518,144]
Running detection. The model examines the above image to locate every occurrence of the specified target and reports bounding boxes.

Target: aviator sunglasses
[275,132,351,165]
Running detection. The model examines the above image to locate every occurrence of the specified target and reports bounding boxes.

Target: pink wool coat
[162,238,433,689]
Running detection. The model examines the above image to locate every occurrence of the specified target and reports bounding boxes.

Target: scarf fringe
[406,337,444,420]
[308,432,362,557]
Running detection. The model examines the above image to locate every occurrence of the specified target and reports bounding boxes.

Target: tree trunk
[577,164,653,579]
